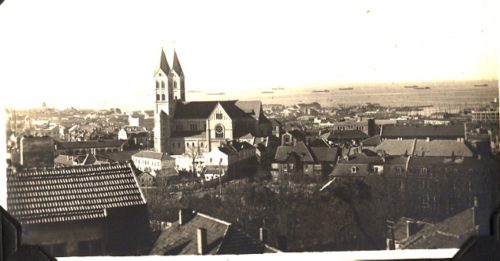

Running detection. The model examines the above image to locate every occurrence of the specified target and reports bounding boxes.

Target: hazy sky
[0,0,497,111]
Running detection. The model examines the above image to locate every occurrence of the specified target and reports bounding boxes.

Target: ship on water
[312,89,330,93]
[404,85,418,88]
[207,92,225,95]
[272,87,285,90]
[339,87,354,91]
[474,83,488,87]
[261,91,274,94]
[414,86,431,90]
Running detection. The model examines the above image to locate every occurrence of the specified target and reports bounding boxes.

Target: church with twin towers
[153,48,272,155]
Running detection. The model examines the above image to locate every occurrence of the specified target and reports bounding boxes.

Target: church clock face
[215,125,223,134]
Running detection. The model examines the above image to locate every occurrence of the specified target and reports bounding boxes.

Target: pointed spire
[157,48,170,75]
[172,49,184,77]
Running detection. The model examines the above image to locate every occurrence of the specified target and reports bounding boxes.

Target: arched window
[156,81,159,89]
[156,94,160,101]
[161,94,165,101]
[161,81,165,88]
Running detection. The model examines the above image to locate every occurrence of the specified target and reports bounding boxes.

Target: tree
[185,142,203,177]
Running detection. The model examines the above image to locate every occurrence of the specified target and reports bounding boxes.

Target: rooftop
[150,211,279,255]
[7,162,146,225]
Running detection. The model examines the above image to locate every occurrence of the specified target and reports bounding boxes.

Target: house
[6,162,151,256]
[54,140,128,156]
[203,166,226,181]
[331,119,376,136]
[153,49,272,154]
[329,153,389,177]
[131,150,175,172]
[389,201,489,249]
[380,124,465,141]
[271,141,339,180]
[138,171,156,187]
[325,130,369,145]
[150,209,280,255]
[203,140,257,179]
[118,126,150,148]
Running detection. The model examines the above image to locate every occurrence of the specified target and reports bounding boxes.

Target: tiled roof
[54,155,76,166]
[274,146,293,162]
[132,150,174,161]
[413,140,473,157]
[7,162,146,225]
[150,211,278,255]
[394,208,477,249]
[375,140,415,156]
[375,139,474,157]
[361,135,382,146]
[56,140,126,150]
[381,124,465,139]
[98,150,140,162]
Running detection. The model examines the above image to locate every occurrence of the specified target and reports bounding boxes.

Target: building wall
[20,136,55,168]
[22,219,105,257]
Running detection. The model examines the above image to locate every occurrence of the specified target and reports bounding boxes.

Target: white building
[131,150,175,172]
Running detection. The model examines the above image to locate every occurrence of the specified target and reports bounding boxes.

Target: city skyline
[0,0,498,111]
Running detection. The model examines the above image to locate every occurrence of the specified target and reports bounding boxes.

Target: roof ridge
[196,212,232,226]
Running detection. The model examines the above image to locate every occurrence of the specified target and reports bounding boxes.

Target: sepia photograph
[1,0,499,260]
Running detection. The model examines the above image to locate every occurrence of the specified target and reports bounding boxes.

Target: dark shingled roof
[310,147,339,163]
[157,48,170,75]
[56,140,126,150]
[150,211,279,255]
[361,135,382,147]
[328,130,369,141]
[381,124,465,139]
[173,101,258,120]
[394,208,478,249]
[172,50,184,77]
[7,162,146,225]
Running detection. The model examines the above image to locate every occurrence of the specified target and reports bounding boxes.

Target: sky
[0,0,498,111]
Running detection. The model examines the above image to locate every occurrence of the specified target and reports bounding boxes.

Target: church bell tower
[153,48,185,153]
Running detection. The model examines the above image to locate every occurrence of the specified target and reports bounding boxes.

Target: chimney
[178,209,192,225]
[406,220,419,238]
[197,228,207,255]
[259,227,268,244]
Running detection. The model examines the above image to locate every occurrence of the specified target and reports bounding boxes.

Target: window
[351,166,358,173]
[156,94,160,101]
[161,81,165,88]
[156,81,159,89]
[216,113,223,120]
[161,94,165,101]
[421,168,428,174]
[190,124,197,131]
[174,81,177,89]
[215,124,224,139]
[201,142,204,147]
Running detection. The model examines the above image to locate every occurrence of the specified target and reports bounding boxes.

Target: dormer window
[351,166,358,173]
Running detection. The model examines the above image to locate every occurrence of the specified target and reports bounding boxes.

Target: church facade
[154,49,272,155]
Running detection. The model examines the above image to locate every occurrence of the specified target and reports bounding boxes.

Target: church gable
[209,103,232,121]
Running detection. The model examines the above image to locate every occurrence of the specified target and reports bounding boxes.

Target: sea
[188,80,499,110]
